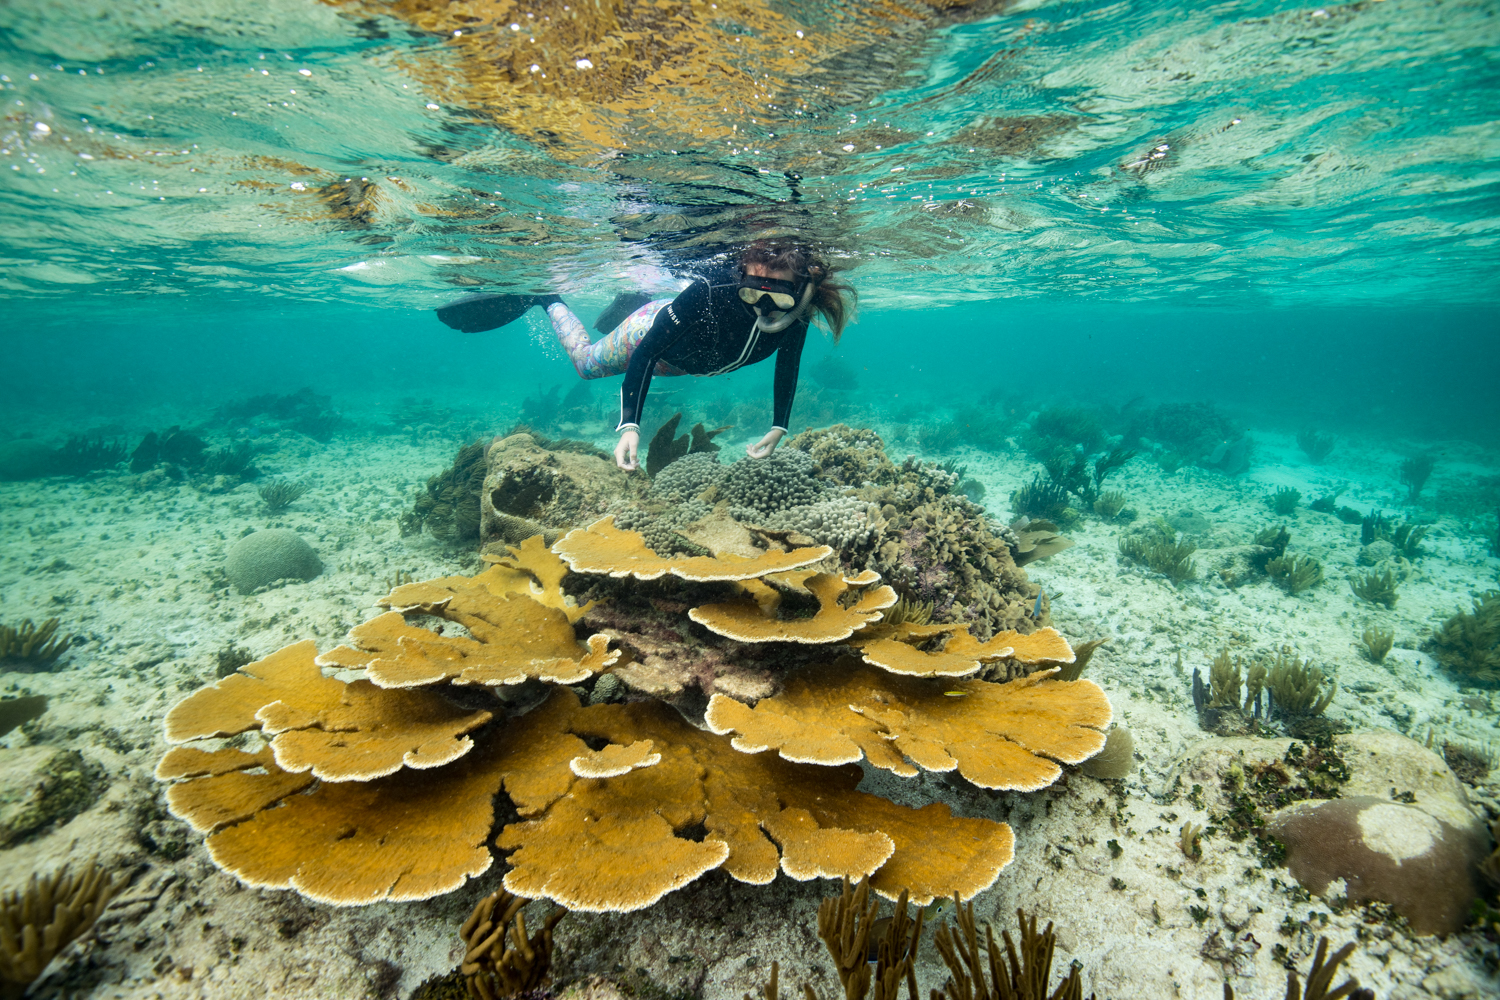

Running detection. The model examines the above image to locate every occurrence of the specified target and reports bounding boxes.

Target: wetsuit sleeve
[616,280,704,430]
[770,325,807,432]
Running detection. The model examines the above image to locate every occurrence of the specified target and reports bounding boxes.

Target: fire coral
[156,518,1113,912]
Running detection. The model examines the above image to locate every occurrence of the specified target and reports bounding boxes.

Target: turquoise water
[3,0,1498,442]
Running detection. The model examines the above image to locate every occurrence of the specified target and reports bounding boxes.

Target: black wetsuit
[617,265,808,432]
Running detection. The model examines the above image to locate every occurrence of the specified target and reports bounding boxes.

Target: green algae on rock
[0,748,105,847]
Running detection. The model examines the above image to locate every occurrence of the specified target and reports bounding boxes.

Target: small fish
[1033,590,1044,617]
[864,900,954,962]
[943,690,968,698]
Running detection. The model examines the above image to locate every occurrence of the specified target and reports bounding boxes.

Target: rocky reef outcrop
[478,433,647,554]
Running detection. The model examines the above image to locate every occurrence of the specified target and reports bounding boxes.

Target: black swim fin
[436,292,558,333]
[593,291,656,334]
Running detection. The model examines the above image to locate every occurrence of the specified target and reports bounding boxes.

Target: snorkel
[753,280,816,332]
[739,271,818,333]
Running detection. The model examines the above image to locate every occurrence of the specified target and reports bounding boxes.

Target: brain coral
[225,529,322,595]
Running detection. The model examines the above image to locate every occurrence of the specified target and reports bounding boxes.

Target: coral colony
[156,525,1109,910]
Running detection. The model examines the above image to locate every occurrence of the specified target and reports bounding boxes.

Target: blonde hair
[740,240,856,342]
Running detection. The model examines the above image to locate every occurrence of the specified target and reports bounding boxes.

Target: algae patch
[0,747,106,846]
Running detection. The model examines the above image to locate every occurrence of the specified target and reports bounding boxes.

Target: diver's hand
[746,428,785,460]
[615,428,641,471]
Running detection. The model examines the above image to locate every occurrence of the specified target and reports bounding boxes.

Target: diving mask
[737,274,801,312]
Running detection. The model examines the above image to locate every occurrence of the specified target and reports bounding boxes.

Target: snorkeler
[435,241,854,471]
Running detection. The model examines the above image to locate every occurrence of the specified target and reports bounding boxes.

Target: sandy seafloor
[2,397,1499,1000]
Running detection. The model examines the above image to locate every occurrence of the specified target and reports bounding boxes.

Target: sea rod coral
[156,518,1112,912]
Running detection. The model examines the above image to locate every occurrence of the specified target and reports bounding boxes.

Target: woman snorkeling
[436,240,855,470]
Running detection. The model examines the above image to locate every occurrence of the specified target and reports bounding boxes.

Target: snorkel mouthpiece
[751,279,816,333]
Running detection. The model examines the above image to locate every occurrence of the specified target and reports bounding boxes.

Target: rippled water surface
[3,0,1497,311]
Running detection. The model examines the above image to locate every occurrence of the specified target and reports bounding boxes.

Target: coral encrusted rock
[0,747,104,846]
[479,433,646,553]
[225,529,322,594]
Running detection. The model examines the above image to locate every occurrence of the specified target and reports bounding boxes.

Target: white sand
[1,416,1497,999]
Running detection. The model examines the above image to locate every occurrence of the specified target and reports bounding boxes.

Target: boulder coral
[224,529,322,595]
[156,519,1113,913]
[1267,796,1486,935]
